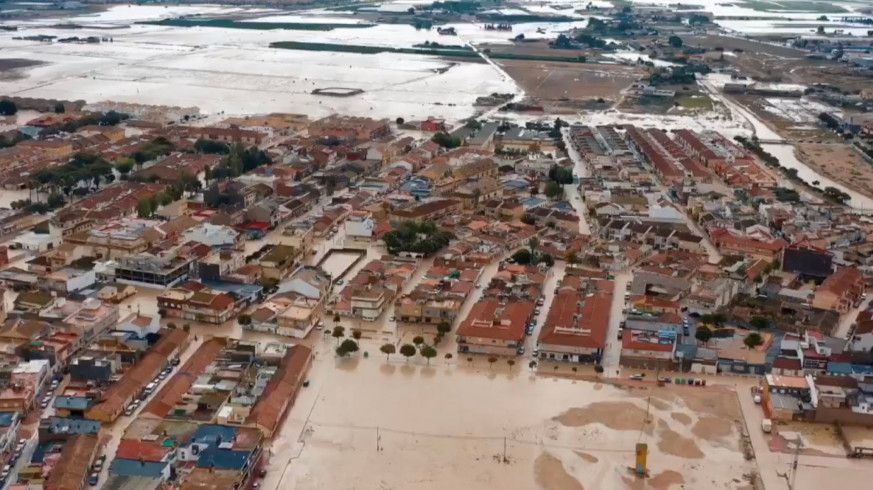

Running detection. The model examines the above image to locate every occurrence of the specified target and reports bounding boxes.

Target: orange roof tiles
[141,338,226,419]
[246,345,313,438]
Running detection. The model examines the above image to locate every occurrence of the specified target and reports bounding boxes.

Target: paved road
[735,381,873,490]
[834,296,871,340]
[561,127,592,236]
[525,260,566,356]
[97,335,205,486]
[600,270,631,377]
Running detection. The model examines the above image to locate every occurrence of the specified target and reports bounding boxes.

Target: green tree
[137,197,156,218]
[352,329,362,340]
[529,360,537,371]
[507,359,516,372]
[0,99,17,116]
[419,345,437,365]
[544,181,564,200]
[749,316,769,330]
[400,343,417,362]
[194,138,230,155]
[54,102,65,114]
[488,356,498,370]
[511,248,533,265]
[431,131,461,149]
[744,332,764,349]
[565,251,579,264]
[115,159,134,176]
[331,325,345,345]
[380,343,396,361]
[668,35,683,48]
[436,321,451,336]
[336,338,359,357]
[238,314,251,326]
[412,335,424,346]
[695,325,713,345]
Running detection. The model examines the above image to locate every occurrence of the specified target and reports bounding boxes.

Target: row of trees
[10,193,66,214]
[136,176,200,218]
[695,325,764,349]
[207,144,272,181]
[379,340,438,365]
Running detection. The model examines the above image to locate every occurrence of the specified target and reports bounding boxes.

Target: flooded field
[265,352,756,490]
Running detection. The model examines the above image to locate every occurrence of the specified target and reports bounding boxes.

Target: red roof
[538,281,613,350]
[116,440,171,462]
[772,356,802,370]
[457,298,533,342]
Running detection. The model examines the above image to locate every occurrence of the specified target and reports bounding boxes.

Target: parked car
[516,346,525,355]
[629,374,644,381]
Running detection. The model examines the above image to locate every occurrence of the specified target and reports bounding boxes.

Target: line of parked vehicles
[0,437,29,484]
[123,358,180,417]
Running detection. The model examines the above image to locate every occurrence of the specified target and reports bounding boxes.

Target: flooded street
[263,345,756,490]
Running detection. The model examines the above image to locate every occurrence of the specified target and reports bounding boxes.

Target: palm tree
[507,359,516,372]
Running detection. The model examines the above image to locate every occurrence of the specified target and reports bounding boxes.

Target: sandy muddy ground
[264,343,756,490]
[795,142,873,201]
[499,60,643,111]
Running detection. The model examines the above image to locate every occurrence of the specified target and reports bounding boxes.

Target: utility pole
[776,437,802,490]
[789,436,801,490]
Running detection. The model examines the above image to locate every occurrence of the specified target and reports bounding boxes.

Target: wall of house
[814,406,873,426]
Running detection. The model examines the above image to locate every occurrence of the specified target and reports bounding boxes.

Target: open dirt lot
[795,142,873,200]
[498,60,644,113]
[263,341,756,490]
[687,35,873,93]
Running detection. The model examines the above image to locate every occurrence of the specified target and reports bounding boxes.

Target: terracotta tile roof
[819,266,862,296]
[538,284,613,350]
[86,329,188,422]
[44,434,98,490]
[457,298,534,342]
[245,345,313,438]
[772,356,802,371]
[115,440,171,463]
[141,338,226,419]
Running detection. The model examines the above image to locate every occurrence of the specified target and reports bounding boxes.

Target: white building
[182,223,240,248]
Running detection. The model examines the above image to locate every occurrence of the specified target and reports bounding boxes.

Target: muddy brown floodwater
[535,452,585,490]
[553,401,655,434]
[657,427,705,459]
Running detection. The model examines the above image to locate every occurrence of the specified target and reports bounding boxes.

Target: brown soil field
[554,401,655,434]
[535,452,586,490]
[796,142,873,200]
[498,59,644,111]
[657,427,705,459]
